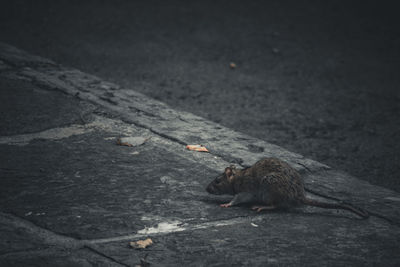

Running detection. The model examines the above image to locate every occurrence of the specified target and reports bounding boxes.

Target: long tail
[304,187,342,202]
[302,198,369,219]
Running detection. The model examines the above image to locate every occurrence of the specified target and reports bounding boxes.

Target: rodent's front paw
[220,203,232,208]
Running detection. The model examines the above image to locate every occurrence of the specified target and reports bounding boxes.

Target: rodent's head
[206,166,236,195]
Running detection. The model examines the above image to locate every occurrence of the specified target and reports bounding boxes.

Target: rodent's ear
[224,167,232,177]
[224,167,234,182]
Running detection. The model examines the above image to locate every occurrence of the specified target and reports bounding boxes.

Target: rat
[206,158,369,218]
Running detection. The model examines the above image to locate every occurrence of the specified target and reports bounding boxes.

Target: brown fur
[206,158,369,218]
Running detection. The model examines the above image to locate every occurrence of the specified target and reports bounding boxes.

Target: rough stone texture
[0,248,120,267]
[0,43,399,266]
[1,42,398,222]
[0,212,119,266]
[0,42,328,173]
[0,78,94,136]
[92,216,400,267]
[1,0,399,192]
[0,219,47,255]
[0,130,232,239]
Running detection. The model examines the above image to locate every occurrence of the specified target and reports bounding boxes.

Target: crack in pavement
[85,216,263,245]
[0,210,262,265]
[0,124,95,146]
[10,63,329,173]
[0,211,132,266]
[0,212,80,250]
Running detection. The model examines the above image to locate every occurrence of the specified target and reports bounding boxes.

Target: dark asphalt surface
[1,0,399,191]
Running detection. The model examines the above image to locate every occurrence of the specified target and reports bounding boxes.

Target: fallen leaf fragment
[130,238,153,249]
[186,144,209,152]
[117,137,149,147]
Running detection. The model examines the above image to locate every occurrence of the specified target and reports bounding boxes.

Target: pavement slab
[0,42,399,266]
[0,77,94,136]
[91,216,399,266]
[0,247,121,267]
[0,211,120,266]
[1,126,232,240]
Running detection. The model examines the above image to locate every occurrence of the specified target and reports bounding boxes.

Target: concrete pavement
[0,42,399,266]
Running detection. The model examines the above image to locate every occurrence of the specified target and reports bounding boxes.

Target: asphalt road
[1,0,399,191]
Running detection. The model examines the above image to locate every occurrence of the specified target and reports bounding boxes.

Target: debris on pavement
[186,144,209,152]
[130,238,153,249]
[229,62,237,69]
[251,223,258,227]
[272,48,280,54]
[117,136,150,147]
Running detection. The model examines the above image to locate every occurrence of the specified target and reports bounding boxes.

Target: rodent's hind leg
[251,205,277,212]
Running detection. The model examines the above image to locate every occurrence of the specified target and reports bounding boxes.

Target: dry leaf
[186,144,209,152]
[130,238,153,249]
[117,137,149,147]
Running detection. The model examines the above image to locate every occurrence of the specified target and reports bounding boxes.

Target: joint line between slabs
[86,216,261,245]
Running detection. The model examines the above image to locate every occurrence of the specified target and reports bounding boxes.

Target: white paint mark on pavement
[138,221,185,235]
[86,216,263,244]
